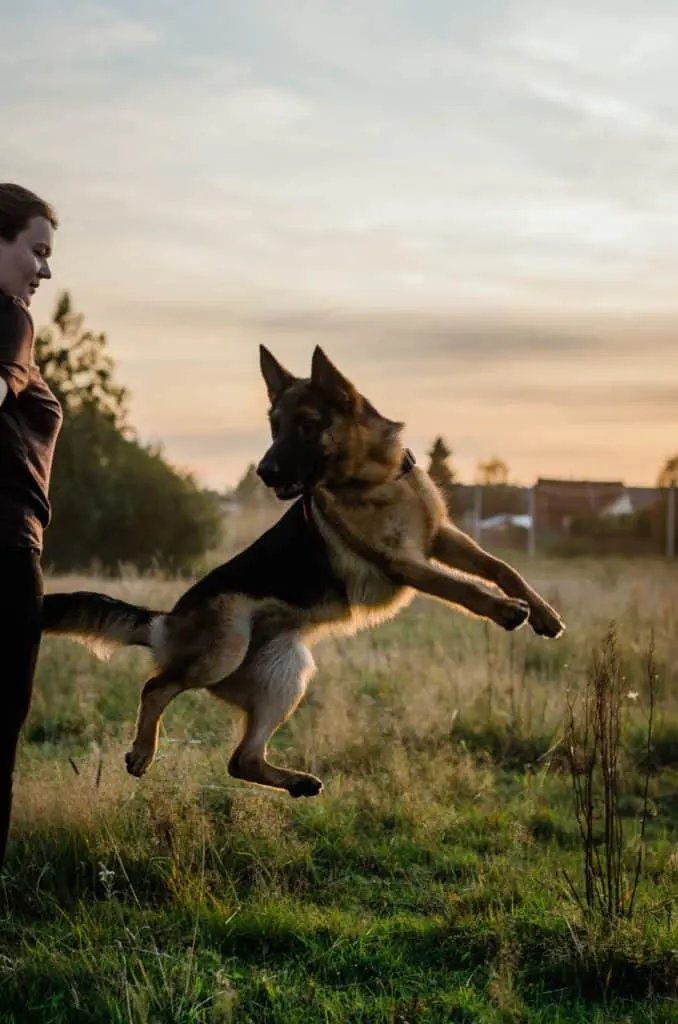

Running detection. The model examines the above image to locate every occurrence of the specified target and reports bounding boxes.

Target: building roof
[601,487,661,517]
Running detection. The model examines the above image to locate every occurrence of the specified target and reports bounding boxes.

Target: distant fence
[455,483,676,558]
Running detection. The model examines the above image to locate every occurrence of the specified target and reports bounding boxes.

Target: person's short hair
[0,184,59,242]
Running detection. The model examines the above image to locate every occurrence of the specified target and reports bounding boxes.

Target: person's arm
[0,297,32,405]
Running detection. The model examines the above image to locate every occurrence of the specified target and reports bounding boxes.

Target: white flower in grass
[98,862,116,898]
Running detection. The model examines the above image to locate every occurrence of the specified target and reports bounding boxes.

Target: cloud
[0,1,162,68]
[7,0,678,319]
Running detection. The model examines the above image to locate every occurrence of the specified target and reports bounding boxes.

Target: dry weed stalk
[563,625,656,922]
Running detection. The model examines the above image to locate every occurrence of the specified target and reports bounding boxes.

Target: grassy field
[0,547,677,1022]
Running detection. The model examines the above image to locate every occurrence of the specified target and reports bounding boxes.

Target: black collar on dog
[397,447,417,477]
[301,448,416,525]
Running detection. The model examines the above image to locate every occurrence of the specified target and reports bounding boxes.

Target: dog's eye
[296,420,316,439]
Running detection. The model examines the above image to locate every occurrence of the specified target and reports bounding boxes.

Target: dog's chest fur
[313,511,413,623]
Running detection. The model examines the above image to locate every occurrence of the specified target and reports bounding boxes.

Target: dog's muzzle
[256,456,305,501]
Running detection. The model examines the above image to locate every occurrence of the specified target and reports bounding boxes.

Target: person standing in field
[0,184,62,870]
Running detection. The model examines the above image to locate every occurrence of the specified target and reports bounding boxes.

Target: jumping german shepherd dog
[42,347,564,798]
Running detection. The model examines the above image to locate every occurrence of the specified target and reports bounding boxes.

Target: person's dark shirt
[0,292,63,550]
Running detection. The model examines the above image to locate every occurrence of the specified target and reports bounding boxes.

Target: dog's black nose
[257,456,281,487]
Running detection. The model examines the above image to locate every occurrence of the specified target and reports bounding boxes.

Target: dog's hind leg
[213,636,323,797]
[125,599,254,777]
[431,521,564,638]
[125,671,186,777]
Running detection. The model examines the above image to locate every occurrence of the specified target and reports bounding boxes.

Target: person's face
[0,216,54,305]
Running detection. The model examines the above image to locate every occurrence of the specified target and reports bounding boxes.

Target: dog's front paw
[287,774,323,798]
[495,598,530,632]
[530,603,566,639]
[125,745,155,778]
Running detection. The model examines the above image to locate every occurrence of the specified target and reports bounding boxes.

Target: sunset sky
[3,0,676,489]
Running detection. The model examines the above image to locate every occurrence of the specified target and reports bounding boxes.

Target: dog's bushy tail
[42,592,164,660]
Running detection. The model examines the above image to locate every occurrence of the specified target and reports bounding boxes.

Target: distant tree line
[37,293,222,575]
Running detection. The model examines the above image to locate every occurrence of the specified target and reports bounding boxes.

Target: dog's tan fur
[43,346,564,798]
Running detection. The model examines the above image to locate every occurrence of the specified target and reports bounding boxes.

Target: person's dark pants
[0,547,43,870]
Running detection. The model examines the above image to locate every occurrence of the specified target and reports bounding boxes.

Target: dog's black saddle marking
[174,499,347,613]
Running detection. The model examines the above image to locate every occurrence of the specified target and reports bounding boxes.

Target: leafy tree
[476,457,509,487]
[34,292,128,429]
[657,455,678,488]
[427,436,456,490]
[426,436,460,514]
[474,457,528,518]
[649,454,678,555]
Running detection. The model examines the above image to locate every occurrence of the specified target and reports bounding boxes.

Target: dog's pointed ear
[362,397,403,438]
[260,346,296,404]
[311,346,358,407]
[384,418,405,441]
